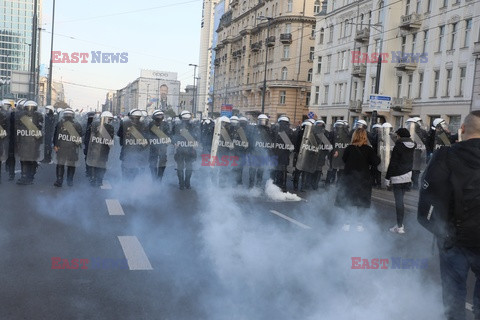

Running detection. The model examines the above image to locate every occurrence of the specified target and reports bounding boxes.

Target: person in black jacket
[335,128,380,232]
[385,128,416,234]
[418,110,480,320]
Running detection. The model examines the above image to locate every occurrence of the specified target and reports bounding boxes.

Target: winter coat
[385,137,416,184]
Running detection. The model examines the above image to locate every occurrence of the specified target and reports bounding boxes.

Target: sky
[40,0,203,111]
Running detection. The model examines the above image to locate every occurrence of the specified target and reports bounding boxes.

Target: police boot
[300,172,307,192]
[27,161,37,184]
[293,170,299,191]
[54,165,64,187]
[157,167,165,181]
[17,162,29,185]
[177,170,185,190]
[248,168,255,188]
[185,170,192,189]
[66,166,75,187]
[281,169,288,193]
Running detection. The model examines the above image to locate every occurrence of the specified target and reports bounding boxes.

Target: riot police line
[0,99,456,192]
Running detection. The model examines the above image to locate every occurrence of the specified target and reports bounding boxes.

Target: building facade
[38,76,65,106]
[115,69,181,115]
[213,0,318,124]
[0,0,42,99]
[310,0,480,131]
[178,85,196,115]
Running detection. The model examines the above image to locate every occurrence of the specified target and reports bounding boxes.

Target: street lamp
[189,63,198,116]
[257,16,273,114]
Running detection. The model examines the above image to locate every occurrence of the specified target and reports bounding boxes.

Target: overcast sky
[40,0,202,111]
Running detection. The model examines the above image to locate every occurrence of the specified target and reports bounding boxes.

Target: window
[306,92,311,106]
[329,25,334,42]
[285,23,291,34]
[397,76,403,98]
[326,55,331,73]
[314,86,320,104]
[442,0,447,8]
[311,24,315,38]
[353,81,358,100]
[378,1,384,24]
[465,19,472,48]
[411,33,417,53]
[459,67,466,96]
[287,0,293,12]
[405,0,410,15]
[343,20,349,38]
[319,28,324,44]
[438,26,445,52]
[360,14,364,28]
[279,91,286,104]
[307,68,313,82]
[407,74,413,98]
[323,85,329,104]
[446,69,452,96]
[281,67,288,80]
[314,0,321,14]
[371,77,376,95]
[449,115,461,132]
[283,45,290,58]
[422,30,428,54]
[309,47,315,61]
[427,0,432,12]
[401,36,407,56]
[450,23,457,50]
[416,0,421,13]
[418,72,424,98]
[317,56,322,73]
[339,83,345,103]
[433,70,440,97]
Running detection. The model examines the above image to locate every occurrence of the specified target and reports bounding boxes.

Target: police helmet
[257,114,269,126]
[382,122,393,128]
[230,116,239,125]
[180,110,192,120]
[24,100,38,112]
[63,108,75,118]
[356,119,368,128]
[153,110,165,120]
[432,118,445,128]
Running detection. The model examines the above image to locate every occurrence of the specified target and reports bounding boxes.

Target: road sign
[369,94,391,111]
[10,71,30,94]
[220,104,233,117]
[307,111,316,119]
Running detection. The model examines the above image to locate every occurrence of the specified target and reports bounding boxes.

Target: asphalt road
[0,151,475,320]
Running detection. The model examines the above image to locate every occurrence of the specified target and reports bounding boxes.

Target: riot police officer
[53,108,83,187]
[293,119,317,192]
[43,105,56,163]
[210,116,234,187]
[326,120,349,185]
[173,110,199,190]
[15,100,44,185]
[312,119,332,190]
[148,110,171,181]
[83,111,96,179]
[117,109,149,179]
[201,118,215,154]
[271,116,294,192]
[248,114,274,189]
[231,116,250,185]
[0,100,11,183]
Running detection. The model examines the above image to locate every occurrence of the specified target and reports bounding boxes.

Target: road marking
[117,236,153,270]
[269,210,312,230]
[101,180,112,190]
[105,199,124,216]
[466,303,473,311]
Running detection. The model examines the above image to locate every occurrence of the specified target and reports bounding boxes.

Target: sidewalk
[371,187,420,213]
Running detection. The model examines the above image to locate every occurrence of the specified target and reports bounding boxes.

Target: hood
[452,138,480,169]
[398,137,416,149]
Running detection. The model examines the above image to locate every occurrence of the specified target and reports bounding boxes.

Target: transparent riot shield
[14,109,45,162]
[296,124,320,174]
[313,127,332,171]
[148,120,171,167]
[120,118,150,169]
[407,122,427,171]
[86,120,115,169]
[331,125,349,170]
[0,109,10,162]
[434,124,452,151]
[53,116,84,167]
[377,127,396,173]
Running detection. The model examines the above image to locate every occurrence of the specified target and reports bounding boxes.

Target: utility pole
[189,64,198,116]
[29,0,38,100]
[47,0,56,106]
[258,16,273,114]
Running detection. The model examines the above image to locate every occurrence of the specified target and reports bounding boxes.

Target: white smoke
[264,179,302,202]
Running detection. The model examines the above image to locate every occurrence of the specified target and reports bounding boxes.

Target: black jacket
[385,137,416,180]
[418,138,480,248]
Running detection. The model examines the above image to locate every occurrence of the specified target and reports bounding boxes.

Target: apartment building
[213,0,319,124]
[310,0,480,130]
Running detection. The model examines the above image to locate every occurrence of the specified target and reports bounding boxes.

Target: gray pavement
[0,155,475,320]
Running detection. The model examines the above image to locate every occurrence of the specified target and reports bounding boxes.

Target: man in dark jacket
[385,128,416,234]
[418,110,480,320]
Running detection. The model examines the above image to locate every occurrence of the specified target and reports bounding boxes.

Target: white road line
[269,210,312,230]
[101,180,112,190]
[118,236,153,270]
[105,199,125,216]
[466,303,474,312]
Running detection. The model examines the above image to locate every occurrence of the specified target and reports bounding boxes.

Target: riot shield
[232,125,249,153]
[377,127,396,173]
[313,127,332,170]
[434,125,451,150]
[0,109,10,162]
[296,124,320,173]
[86,120,115,169]
[407,122,427,171]
[148,120,171,167]
[53,117,83,167]
[210,118,234,168]
[273,125,295,163]
[120,118,150,168]
[331,125,349,170]
[14,109,44,162]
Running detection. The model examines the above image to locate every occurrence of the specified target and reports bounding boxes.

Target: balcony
[214,58,220,66]
[400,13,422,30]
[266,36,276,47]
[280,33,292,44]
[474,42,480,56]
[351,64,367,77]
[354,28,370,43]
[251,42,261,52]
[349,100,363,113]
[391,97,413,112]
[394,61,418,71]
